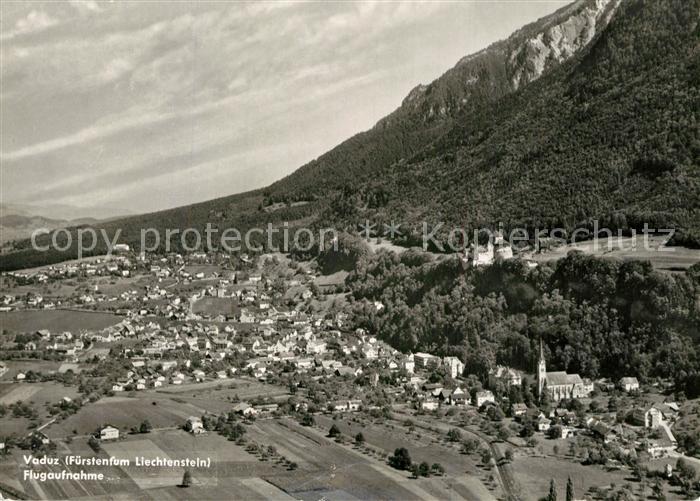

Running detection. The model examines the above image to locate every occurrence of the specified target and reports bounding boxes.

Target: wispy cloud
[1,9,58,41]
[68,0,103,15]
[0,1,563,213]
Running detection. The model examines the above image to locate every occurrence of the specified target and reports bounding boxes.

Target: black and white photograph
[0,0,699,499]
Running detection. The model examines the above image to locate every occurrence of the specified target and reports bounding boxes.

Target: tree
[88,436,100,453]
[589,400,602,413]
[355,432,365,445]
[447,428,462,442]
[480,449,492,466]
[676,458,696,482]
[547,425,562,440]
[461,439,479,454]
[431,463,445,476]
[139,420,152,434]
[181,469,192,487]
[418,461,430,477]
[547,479,557,501]
[632,461,646,482]
[566,476,574,501]
[652,478,666,501]
[388,447,412,471]
[487,406,505,422]
[300,413,314,426]
[328,424,341,438]
[505,449,514,462]
[288,462,298,471]
[520,417,535,438]
[676,458,697,494]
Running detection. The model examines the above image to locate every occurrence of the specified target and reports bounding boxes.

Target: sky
[1,0,566,217]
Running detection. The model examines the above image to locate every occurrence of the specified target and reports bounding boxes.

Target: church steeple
[537,339,547,399]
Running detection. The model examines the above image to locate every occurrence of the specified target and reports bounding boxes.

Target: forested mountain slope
[324,0,699,246]
[265,0,622,200]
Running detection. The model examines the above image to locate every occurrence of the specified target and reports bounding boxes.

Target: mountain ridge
[268,0,622,199]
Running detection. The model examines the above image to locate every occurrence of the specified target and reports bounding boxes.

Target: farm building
[99,425,120,440]
[186,417,204,434]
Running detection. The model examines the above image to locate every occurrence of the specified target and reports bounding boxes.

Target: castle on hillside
[537,340,593,401]
[462,232,514,267]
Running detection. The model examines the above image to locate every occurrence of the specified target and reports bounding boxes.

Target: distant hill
[0,203,131,247]
[0,214,102,245]
[2,0,698,270]
[0,203,132,222]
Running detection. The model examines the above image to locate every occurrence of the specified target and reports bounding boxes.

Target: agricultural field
[313,414,482,477]
[0,309,122,333]
[89,274,153,296]
[46,395,201,438]
[366,238,410,255]
[0,264,151,300]
[156,376,286,398]
[507,450,683,500]
[307,292,348,314]
[312,271,348,293]
[104,439,184,489]
[6,413,507,500]
[183,264,225,277]
[0,360,63,379]
[0,381,79,407]
[247,418,497,500]
[6,437,141,500]
[6,426,325,500]
[0,381,80,437]
[154,377,289,414]
[529,235,700,272]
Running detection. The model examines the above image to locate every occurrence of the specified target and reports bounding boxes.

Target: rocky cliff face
[508,0,621,89]
[388,0,621,124]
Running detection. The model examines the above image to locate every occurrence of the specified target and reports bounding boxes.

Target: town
[0,244,698,501]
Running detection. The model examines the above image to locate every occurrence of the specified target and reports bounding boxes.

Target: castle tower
[537,339,547,398]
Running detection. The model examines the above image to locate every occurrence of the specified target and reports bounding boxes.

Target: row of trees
[387,447,444,478]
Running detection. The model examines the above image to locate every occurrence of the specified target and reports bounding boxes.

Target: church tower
[537,339,547,399]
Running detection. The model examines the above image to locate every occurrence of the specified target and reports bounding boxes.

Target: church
[537,340,593,401]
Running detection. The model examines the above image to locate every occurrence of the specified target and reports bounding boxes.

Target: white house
[645,406,667,429]
[474,390,495,407]
[402,354,415,375]
[186,416,204,434]
[619,377,640,392]
[490,365,522,386]
[331,400,362,413]
[347,399,362,411]
[414,352,439,369]
[421,398,439,411]
[442,356,464,379]
[99,426,119,440]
